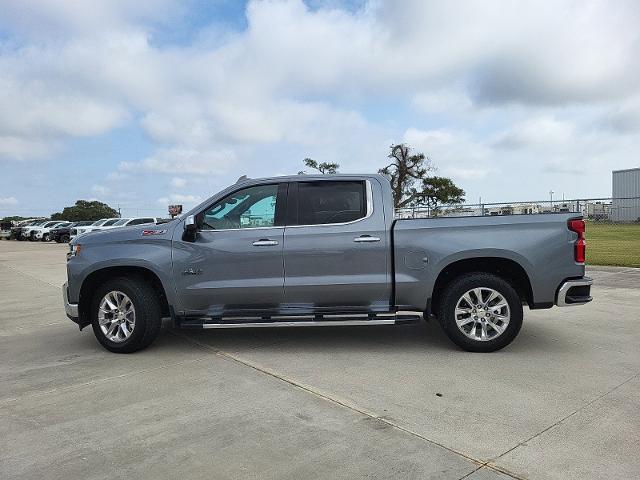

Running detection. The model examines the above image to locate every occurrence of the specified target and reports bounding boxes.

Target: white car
[101,217,158,229]
[71,218,120,239]
[28,221,70,241]
[33,222,71,242]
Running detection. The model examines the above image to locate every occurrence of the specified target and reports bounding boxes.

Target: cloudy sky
[1,0,639,217]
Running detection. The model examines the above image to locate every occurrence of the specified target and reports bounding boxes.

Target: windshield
[75,221,93,226]
[43,221,58,228]
[113,218,131,226]
[91,219,107,226]
[103,219,119,226]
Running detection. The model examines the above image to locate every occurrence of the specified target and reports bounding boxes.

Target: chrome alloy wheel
[98,291,136,343]
[454,287,510,342]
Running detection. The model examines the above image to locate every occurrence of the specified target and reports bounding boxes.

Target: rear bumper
[556,277,593,307]
[62,282,79,321]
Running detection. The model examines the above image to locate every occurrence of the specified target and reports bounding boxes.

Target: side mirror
[183,215,197,242]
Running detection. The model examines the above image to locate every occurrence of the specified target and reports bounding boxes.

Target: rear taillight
[568,219,586,263]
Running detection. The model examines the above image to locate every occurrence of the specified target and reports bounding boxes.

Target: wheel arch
[429,257,534,315]
[78,266,170,329]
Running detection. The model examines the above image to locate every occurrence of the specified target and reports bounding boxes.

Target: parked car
[52,221,94,243]
[30,221,71,241]
[13,220,47,240]
[71,218,120,239]
[23,221,59,241]
[0,222,12,240]
[103,217,158,229]
[63,174,592,354]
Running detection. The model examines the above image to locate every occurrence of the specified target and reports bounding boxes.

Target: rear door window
[296,181,366,225]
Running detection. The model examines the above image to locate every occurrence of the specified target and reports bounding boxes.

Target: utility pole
[549,190,554,210]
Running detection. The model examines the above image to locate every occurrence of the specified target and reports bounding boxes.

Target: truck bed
[392,213,585,311]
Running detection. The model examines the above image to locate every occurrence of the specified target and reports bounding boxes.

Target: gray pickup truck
[63,174,592,353]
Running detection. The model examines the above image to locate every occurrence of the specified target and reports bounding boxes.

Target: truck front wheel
[90,277,162,353]
[437,273,523,352]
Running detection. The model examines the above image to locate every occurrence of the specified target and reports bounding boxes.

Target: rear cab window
[294,181,366,225]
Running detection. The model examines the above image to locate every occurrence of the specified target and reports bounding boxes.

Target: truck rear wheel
[437,273,523,352]
[90,277,162,353]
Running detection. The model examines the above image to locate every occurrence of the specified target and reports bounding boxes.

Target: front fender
[66,238,177,307]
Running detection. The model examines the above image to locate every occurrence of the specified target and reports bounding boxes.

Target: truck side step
[177,314,423,330]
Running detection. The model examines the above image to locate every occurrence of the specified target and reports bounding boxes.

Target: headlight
[68,244,81,259]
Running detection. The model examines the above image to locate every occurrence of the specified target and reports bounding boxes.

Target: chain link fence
[396,196,640,223]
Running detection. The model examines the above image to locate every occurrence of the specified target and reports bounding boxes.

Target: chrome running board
[177,314,423,330]
[201,319,397,329]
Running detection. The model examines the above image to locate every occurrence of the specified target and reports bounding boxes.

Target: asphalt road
[1,241,638,480]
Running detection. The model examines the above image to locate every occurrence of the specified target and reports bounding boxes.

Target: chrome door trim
[198,225,285,233]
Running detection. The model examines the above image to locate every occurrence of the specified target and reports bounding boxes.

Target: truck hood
[70,220,178,246]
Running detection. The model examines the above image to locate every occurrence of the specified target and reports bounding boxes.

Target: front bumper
[62,282,79,321]
[556,277,593,307]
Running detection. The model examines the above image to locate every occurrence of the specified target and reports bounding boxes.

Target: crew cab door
[172,183,287,316]
[283,179,391,312]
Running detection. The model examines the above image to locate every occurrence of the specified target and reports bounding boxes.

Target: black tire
[42,233,50,242]
[61,234,70,243]
[437,273,523,352]
[90,276,162,353]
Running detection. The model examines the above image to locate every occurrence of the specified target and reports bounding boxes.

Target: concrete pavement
[1,241,638,479]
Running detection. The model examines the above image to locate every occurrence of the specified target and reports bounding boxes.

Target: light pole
[549,190,554,211]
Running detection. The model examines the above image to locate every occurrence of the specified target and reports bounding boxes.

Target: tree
[379,144,465,209]
[299,158,340,175]
[50,200,118,221]
[1,216,30,223]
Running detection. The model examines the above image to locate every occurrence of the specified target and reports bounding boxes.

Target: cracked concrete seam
[171,330,526,480]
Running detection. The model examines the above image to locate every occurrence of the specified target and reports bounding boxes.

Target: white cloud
[493,117,575,150]
[412,89,473,114]
[157,193,201,205]
[0,135,56,161]
[170,177,187,188]
[0,0,638,206]
[119,146,236,175]
[0,196,18,206]
[599,97,640,134]
[91,185,111,196]
[2,0,637,164]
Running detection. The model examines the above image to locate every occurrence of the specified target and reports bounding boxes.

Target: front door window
[202,184,279,230]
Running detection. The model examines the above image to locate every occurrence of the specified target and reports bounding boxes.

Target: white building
[612,168,640,222]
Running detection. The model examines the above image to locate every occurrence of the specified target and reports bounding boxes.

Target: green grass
[586,222,640,268]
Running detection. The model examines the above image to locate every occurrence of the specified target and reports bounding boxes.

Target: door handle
[353,235,381,243]
[252,239,279,246]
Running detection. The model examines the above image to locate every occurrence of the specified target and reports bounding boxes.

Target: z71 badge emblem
[142,230,166,236]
